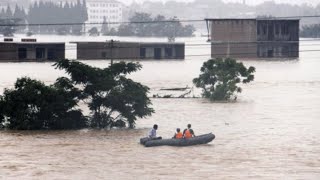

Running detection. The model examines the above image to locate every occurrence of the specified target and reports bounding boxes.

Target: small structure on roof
[0,39,65,61]
[205,18,300,58]
[71,41,185,60]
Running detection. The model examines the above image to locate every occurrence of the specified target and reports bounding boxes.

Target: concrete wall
[209,19,300,58]
[76,42,140,60]
[210,19,258,58]
[211,42,257,58]
[211,19,257,42]
[0,43,17,61]
[76,42,185,60]
[0,43,65,61]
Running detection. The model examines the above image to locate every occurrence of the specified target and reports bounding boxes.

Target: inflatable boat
[140,133,215,147]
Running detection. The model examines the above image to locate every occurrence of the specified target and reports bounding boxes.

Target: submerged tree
[0,77,87,130]
[193,58,255,101]
[54,59,154,128]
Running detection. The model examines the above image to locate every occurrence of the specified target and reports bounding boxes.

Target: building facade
[0,39,65,61]
[206,18,300,58]
[72,41,185,60]
[86,0,123,30]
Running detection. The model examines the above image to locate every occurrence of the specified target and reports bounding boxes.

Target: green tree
[54,59,154,128]
[0,18,20,37]
[0,77,87,130]
[88,27,99,36]
[193,58,255,101]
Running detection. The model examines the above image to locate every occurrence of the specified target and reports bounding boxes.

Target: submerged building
[72,41,185,60]
[0,39,65,61]
[205,18,300,58]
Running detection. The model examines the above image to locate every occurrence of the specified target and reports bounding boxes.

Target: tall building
[86,0,123,30]
[206,18,300,58]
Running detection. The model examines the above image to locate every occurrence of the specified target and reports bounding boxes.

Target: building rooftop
[205,18,300,21]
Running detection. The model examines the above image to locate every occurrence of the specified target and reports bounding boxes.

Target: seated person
[183,124,195,139]
[148,124,161,140]
[172,128,183,139]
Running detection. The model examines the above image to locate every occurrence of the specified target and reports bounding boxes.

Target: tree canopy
[105,12,195,38]
[0,77,86,130]
[54,59,154,128]
[301,24,320,38]
[193,58,255,101]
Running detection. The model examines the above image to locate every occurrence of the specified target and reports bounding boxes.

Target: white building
[86,0,123,30]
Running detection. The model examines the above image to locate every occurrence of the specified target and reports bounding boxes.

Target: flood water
[0,36,320,179]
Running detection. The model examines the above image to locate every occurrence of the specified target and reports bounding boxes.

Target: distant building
[86,0,123,30]
[0,39,65,61]
[206,18,300,58]
[71,41,185,60]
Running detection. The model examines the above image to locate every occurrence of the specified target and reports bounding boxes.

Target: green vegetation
[103,12,196,38]
[0,77,86,130]
[0,59,154,130]
[193,58,255,101]
[301,24,320,38]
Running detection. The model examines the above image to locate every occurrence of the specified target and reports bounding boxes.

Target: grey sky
[118,0,319,6]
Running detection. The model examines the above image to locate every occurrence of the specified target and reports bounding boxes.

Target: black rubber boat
[140,133,215,147]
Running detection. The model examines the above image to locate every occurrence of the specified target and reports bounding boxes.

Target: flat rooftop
[205,18,300,21]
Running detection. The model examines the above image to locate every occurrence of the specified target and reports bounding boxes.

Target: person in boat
[183,124,195,139]
[172,128,183,139]
[148,124,161,140]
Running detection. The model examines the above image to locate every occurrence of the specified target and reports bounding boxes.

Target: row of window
[257,24,290,35]
[90,16,120,20]
[90,10,120,13]
[89,3,120,7]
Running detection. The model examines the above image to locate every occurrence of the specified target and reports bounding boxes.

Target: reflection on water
[0,37,320,179]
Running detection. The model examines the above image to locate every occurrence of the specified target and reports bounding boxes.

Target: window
[165,48,173,58]
[275,24,280,35]
[140,48,146,59]
[36,48,45,59]
[101,52,107,58]
[47,49,55,60]
[18,48,27,59]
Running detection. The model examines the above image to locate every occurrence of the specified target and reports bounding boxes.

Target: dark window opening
[18,48,27,59]
[263,25,267,35]
[267,49,274,58]
[101,52,107,58]
[165,48,173,58]
[47,49,55,60]
[36,48,45,59]
[154,48,162,59]
[140,48,146,59]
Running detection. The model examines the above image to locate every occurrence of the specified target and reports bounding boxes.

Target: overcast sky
[118,0,319,6]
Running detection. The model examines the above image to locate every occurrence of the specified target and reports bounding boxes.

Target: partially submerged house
[205,18,300,58]
[0,39,65,61]
[71,41,185,60]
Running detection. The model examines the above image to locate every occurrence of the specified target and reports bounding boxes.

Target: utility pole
[110,39,114,65]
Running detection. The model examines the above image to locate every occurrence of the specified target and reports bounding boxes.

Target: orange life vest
[175,132,183,139]
[184,129,192,139]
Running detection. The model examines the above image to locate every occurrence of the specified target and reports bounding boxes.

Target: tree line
[1,3,195,38]
[0,0,88,36]
[98,12,195,38]
[300,24,320,38]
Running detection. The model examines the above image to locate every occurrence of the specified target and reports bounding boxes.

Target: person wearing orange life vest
[173,128,183,139]
[183,124,195,139]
